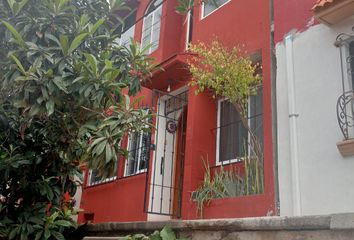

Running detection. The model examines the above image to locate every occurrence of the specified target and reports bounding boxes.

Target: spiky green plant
[194,155,264,218]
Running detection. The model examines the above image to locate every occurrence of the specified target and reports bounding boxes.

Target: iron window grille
[125,131,152,176]
[88,169,118,186]
[335,28,354,140]
[216,86,263,165]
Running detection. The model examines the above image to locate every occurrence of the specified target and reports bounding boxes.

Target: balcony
[337,90,354,156]
[335,30,354,157]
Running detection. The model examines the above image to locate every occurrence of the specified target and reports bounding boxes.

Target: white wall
[276,17,354,216]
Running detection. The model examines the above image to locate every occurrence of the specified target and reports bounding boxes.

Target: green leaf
[28,104,41,117]
[46,100,55,116]
[29,216,43,225]
[8,227,18,240]
[160,225,176,240]
[10,54,26,75]
[1,20,25,47]
[51,231,65,240]
[53,77,68,93]
[68,33,89,54]
[34,231,42,240]
[84,53,98,75]
[105,144,112,163]
[59,35,69,55]
[94,140,107,156]
[55,220,73,227]
[44,228,50,239]
[90,18,105,35]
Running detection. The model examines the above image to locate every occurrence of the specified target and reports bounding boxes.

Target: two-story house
[78,0,276,223]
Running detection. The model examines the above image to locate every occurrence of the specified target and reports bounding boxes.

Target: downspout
[284,33,302,216]
[269,0,280,215]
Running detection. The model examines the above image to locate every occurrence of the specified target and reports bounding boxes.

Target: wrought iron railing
[337,90,354,140]
[335,28,354,140]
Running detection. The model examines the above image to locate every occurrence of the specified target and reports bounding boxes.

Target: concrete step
[83,237,123,240]
[79,213,354,240]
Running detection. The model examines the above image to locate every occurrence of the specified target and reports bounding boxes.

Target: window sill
[85,177,117,189]
[313,0,354,25]
[337,139,354,157]
[122,171,147,179]
[214,159,244,167]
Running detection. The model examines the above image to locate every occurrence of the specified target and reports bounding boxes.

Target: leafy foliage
[188,41,264,217]
[188,40,262,158]
[0,0,155,239]
[193,156,264,218]
[121,225,188,240]
[188,41,261,117]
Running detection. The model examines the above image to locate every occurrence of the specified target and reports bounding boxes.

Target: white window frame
[124,132,150,177]
[119,24,136,47]
[116,10,137,47]
[216,90,263,166]
[201,0,231,19]
[87,169,117,187]
[141,1,162,54]
[216,98,245,166]
[185,10,192,50]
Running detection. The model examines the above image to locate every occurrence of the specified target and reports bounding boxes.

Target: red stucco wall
[179,0,276,219]
[274,0,317,43]
[79,0,276,223]
[78,174,147,223]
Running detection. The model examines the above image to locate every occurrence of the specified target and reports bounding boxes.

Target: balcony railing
[335,28,354,141]
[337,90,354,140]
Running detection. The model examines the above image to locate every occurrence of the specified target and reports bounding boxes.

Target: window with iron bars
[216,86,263,164]
[125,132,151,176]
[88,168,118,186]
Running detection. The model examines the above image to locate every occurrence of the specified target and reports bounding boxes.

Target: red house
[78,0,276,223]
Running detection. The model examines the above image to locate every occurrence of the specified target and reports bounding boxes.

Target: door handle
[160,157,164,175]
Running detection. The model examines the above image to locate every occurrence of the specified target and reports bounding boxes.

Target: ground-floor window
[216,86,263,164]
[125,132,151,176]
[88,169,117,186]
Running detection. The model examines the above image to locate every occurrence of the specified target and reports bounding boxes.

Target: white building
[275,0,354,216]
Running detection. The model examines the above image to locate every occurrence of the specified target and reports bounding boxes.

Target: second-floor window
[117,10,137,47]
[202,0,230,18]
[141,0,162,53]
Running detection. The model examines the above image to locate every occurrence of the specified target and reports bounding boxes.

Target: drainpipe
[269,0,280,216]
[284,33,302,216]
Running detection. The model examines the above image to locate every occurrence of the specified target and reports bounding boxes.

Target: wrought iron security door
[144,89,188,217]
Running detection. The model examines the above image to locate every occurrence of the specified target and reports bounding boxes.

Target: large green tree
[0,0,154,239]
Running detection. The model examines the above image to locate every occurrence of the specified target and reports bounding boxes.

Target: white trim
[87,169,117,186]
[185,11,191,50]
[201,0,231,20]
[141,3,162,54]
[215,90,263,166]
[119,24,136,47]
[124,132,149,177]
[216,98,244,166]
